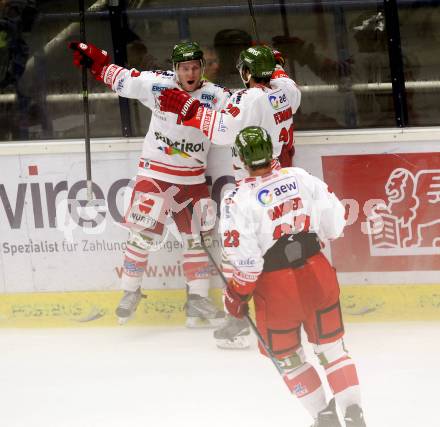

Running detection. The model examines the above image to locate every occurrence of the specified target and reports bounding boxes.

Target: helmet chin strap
[239,67,252,88]
[241,73,252,88]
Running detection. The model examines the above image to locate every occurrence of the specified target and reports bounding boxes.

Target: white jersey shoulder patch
[267,88,290,110]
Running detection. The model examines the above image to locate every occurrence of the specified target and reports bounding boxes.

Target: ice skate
[115,288,143,324]
[344,404,366,427]
[213,314,250,349]
[185,294,225,328]
[311,398,342,427]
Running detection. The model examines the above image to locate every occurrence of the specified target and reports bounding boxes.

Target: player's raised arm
[69,41,159,104]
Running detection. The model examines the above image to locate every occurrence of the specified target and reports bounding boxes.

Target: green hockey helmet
[235,126,273,168]
[172,41,204,66]
[236,45,276,79]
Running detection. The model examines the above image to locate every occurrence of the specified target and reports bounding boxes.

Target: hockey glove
[68,41,111,82]
[279,134,295,168]
[159,88,201,122]
[224,280,252,319]
[272,48,285,67]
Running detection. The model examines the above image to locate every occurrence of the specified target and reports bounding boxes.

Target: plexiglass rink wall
[0,0,439,141]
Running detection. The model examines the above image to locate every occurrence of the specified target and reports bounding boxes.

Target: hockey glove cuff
[279,138,295,168]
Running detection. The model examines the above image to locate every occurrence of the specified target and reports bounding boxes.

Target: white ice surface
[1,322,439,427]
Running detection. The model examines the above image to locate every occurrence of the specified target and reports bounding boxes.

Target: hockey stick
[198,236,289,381]
[278,0,296,79]
[247,0,261,44]
[279,0,290,38]
[189,210,289,383]
[79,0,93,201]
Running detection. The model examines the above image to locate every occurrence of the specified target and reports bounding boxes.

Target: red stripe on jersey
[112,67,124,86]
[200,109,214,138]
[104,64,123,87]
[271,69,289,79]
[239,161,281,185]
[139,160,205,177]
[209,110,217,140]
[150,163,205,177]
[147,159,205,170]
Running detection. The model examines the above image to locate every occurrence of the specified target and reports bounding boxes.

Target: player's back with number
[227,84,296,182]
[222,166,346,274]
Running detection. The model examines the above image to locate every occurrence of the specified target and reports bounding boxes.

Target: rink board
[0,284,440,327]
[1,128,440,326]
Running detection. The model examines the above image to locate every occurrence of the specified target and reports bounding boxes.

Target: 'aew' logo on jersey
[256,177,298,207]
[367,168,440,256]
[268,90,289,111]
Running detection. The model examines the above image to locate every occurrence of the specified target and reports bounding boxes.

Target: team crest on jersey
[256,177,298,207]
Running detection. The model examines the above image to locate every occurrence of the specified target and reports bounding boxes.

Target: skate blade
[185,317,224,329]
[215,336,250,350]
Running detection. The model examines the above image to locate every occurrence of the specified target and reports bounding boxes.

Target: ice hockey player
[219,126,367,427]
[158,45,301,348]
[159,45,300,182]
[69,40,231,327]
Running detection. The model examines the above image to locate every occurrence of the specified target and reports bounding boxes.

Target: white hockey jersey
[182,67,301,182]
[103,64,232,184]
[219,167,346,287]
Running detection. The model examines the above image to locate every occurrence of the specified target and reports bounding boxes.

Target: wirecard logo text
[1,174,236,241]
[0,179,130,230]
